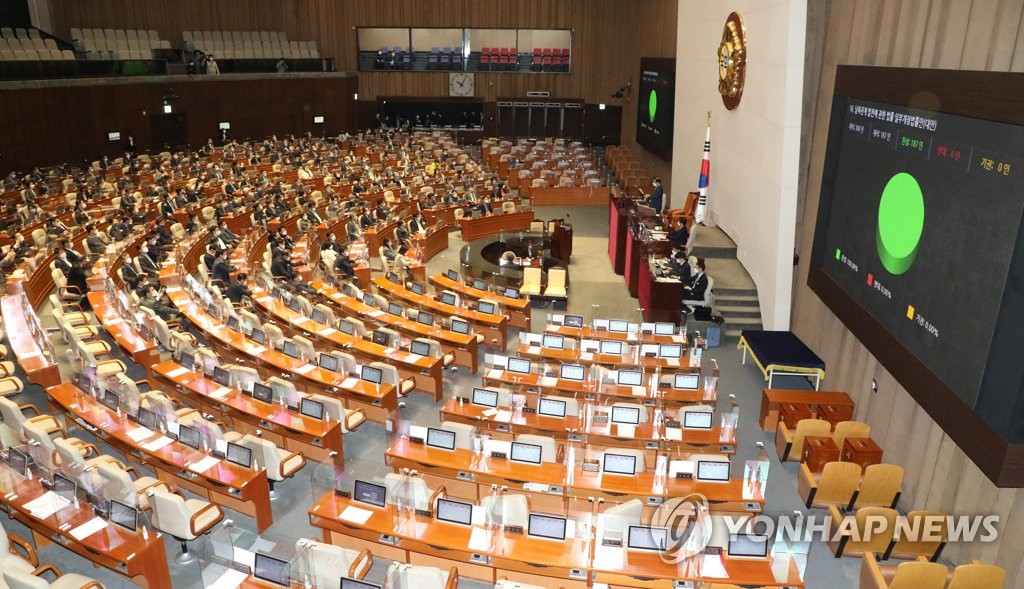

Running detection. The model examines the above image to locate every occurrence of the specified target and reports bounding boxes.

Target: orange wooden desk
[47,383,275,532]
[0,463,171,589]
[530,186,608,206]
[758,389,854,432]
[373,276,509,348]
[249,286,443,400]
[479,368,718,408]
[429,274,531,331]
[0,291,60,388]
[458,211,534,242]
[310,493,592,588]
[162,285,399,423]
[365,219,398,254]
[515,342,698,373]
[86,291,161,368]
[414,228,450,262]
[313,279,479,374]
[544,323,692,346]
[150,360,346,468]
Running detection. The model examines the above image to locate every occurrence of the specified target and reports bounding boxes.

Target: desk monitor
[361,292,376,307]
[282,340,301,359]
[627,525,668,551]
[426,427,457,451]
[310,308,327,325]
[507,357,532,375]
[300,398,325,420]
[410,340,431,357]
[341,577,382,589]
[337,320,356,335]
[319,354,339,372]
[559,363,585,382]
[361,365,384,385]
[386,271,400,284]
[226,442,253,468]
[673,372,701,390]
[100,390,120,412]
[659,343,682,359]
[416,311,435,326]
[353,479,387,508]
[53,472,77,503]
[253,552,290,587]
[371,331,390,346]
[287,297,303,313]
[387,302,403,316]
[251,328,267,345]
[683,410,714,430]
[109,499,139,533]
[435,497,473,526]
[603,453,637,475]
[179,352,195,372]
[178,424,202,450]
[655,322,676,335]
[446,269,459,281]
[563,314,584,328]
[477,300,497,315]
[616,369,643,387]
[503,287,520,299]
[538,398,567,418]
[6,448,28,476]
[696,459,731,483]
[226,316,240,332]
[608,319,629,333]
[471,388,499,408]
[599,340,623,355]
[271,287,283,300]
[440,292,458,306]
[542,334,564,350]
[472,278,487,291]
[510,441,543,465]
[73,372,93,393]
[252,382,274,403]
[410,282,426,295]
[527,513,567,541]
[728,532,772,559]
[212,366,231,387]
[611,405,642,425]
[136,407,160,431]
[450,318,470,335]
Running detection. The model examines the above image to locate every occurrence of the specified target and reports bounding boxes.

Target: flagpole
[694,111,712,225]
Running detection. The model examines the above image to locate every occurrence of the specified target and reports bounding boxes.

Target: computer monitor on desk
[559,363,585,382]
[603,453,637,475]
[608,319,629,333]
[563,314,584,328]
[252,382,274,403]
[441,292,458,306]
[510,441,543,465]
[655,322,676,335]
[627,525,668,551]
[538,397,567,418]
[435,497,474,526]
[410,282,426,295]
[426,427,456,451]
[507,357,532,375]
[696,459,731,483]
[417,311,435,326]
[361,365,384,385]
[673,372,700,390]
[617,370,643,387]
[353,479,387,508]
[659,343,682,359]
[253,552,290,587]
[341,577,382,589]
[471,387,499,408]
[528,513,567,541]
[611,405,642,425]
[542,334,564,349]
[600,340,623,355]
[318,354,339,372]
[450,318,471,335]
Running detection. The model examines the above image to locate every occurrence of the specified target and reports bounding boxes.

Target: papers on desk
[520,333,541,345]
[481,409,498,417]
[106,317,125,325]
[672,335,687,343]
[188,455,222,474]
[665,427,683,441]
[249,346,268,355]
[631,386,647,396]
[493,410,512,422]
[467,527,491,552]
[368,310,384,318]
[210,387,232,399]
[408,425,428,440]
[526,346,541,355]
[141,435,174,452]
[318,328,337,337]
[579,352,593,361]
[165,366,191,379]
[339,505,374,525]
[165,286,182,293]
[24,491,71,519]
[486,369,503,380]
[539,376,558,388]
[257,297,273,305]
[292,316,308,324]
[208,568,248,589]
[294,364,317,375]
[664,358,680,367]
[701,553,729,578]
[126,426,155,443]
[69,516,109,540]
[340,377,359,389]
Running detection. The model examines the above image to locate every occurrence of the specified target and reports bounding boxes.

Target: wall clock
[449,72,475,97]
[717,11,746,110]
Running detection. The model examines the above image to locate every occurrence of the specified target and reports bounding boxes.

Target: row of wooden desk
[458,210,535,242]
[428,273,530,331]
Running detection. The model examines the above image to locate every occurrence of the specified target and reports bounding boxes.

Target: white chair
[263,323,286,348]
[377,327,401,347]
[383,474,434,512]
[0,397,61,447]
[384,563,457,589]
[292,538,372,589]
[240,434,305,498]
[148,488,224,564]
[73,340,126,376]
[267,376,300,407]
[0,520,39,577]
[543,267,567,299]
[339,317,367,337]
[438,421,476,450]
[313,303,337,326]
[501,201,516,213]
[306,394,366,433]
[600,498,644,545]
[154,316,196,356]
[440,290,461,307]
[412,337,454,367]
[370,361,414,396]
[519,267,542,297]
[2,568,104,589]
[293,336,316,361]
[327,351,359,375]
[515,433,559,463]
[226,365,261,392]
[293,295,314,316]
[480,493,530,529]
[684,276,714,314]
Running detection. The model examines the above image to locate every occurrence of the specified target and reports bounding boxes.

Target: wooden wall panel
[792,0,1024,585]
[0,75,356,171]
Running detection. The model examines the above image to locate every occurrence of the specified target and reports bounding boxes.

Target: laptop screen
[179,352,195,371]
[472,279,487,291]
[387,302,403,316]
[371,331,390,346]
[599,340,623,355]
[435,497,473,526]
[611,406,641,425]
[617,370,643,387]
[338,320,356,335]
[386,271,399,284]
[101,390,120,411]
[559,363,585,381]
[53,472,77,502]
[252,382,274,403]
[538,398,567,418]
[563,315,584,328]
[136,407,159,431]
[541,334,564,349]
[226,442,253,468]
[226,316,240,332]
[603,453,637,475]
[361,365,384,384]
[282,340,300,359]
[507,357,531,374]
[300,398,325,420]
[673,372,701,390]
[471,388,498,407]
[253,552,290,587]
[212,366,231,387]
[510,441,542,464]
[353,479,387,508]
[310,308,327,325]
[627,525,668,551]
[251,328,267,345]
[728,533,772,558]
[426,427,457,451]
[528,513,567,541]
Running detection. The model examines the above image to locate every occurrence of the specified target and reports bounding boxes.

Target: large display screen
[636,58,675,161]
[809,67,1024,466]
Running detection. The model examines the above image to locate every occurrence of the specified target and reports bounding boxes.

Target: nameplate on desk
[582,462,599,472]
[521,406,535,414]
[414,508,431,517]
[334,489,350,498]
[490,452,507,459]
[567,432,582,442]
[504,525,523,534]
[409,436,424,444]
[592,416,609,424]
[665,420,681,429]
[675,472,693,480]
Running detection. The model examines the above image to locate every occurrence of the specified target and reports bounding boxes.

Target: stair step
[717,305,761,319]
[715,286,758,297]
[714,294,759,304]
[692,244,737,259]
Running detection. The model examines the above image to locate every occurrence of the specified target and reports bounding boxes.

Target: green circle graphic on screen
[648,90,657,123]
[876,172,925,275]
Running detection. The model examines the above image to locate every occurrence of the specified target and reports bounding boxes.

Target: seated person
[137,284,181,321]
[226,273,253,304]
[333,246,356,279]
[667,221,689,250]
[682,257,709,316]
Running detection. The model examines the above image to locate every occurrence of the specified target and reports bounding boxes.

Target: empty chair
[543,267,567,298]
[776,418,831,462]
[515,433,559,463]
[947,563,1006,589]
[326,350,359,375]
[306,393,366,432]
[267,376,300,407]
[263,323,286,348]
[832,420,871,449]
[74,340,126,376]
[851,463,903,510]
[828,506,898,558]
[2,568,105,589]
[292,538,373,588]
[383,473,434,511]
[438,421,476,450]
[0,397,63,446]
[376,327,401,347]
[887,510,948,561]
[519,267,542,296]
[240,434,305,498]
[798,460,861,509]
[293,335,316,361]
[0,520,38,575]
[600,498,644,545]
[479,493,529,529]
[858,554,948,589]
[384,563,457,589]
[24,419,97,461]
[412,337,454,367]
[313,303,337,326]
[148,488,224,564]
[369,361,414,396]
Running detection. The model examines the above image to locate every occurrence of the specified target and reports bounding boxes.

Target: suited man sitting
[682,257,709,316]
[648,177,665,214]
[667,221,689,250]
[270,252,296,281]
[211,250,236,285]
[137,243,159,275]
[359,208,375,228]
[218,221,240,247]
[226,273,253,304]
[333,246,356,278]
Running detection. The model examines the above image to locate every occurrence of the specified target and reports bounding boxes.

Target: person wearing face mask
[321,232,343,253]
[648,177,665,214]
[137,283,180,321]
[137,243,159,275]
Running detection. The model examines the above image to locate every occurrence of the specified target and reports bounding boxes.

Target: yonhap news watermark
[639,494,1000,564]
